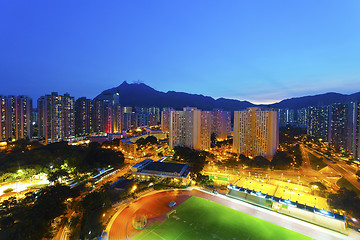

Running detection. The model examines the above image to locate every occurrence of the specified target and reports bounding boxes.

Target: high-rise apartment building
[92,99,106,133]
[7,96,17,139]
[329,103,358,154]
[161,109,172,132]
[63,93,75,138]
[123,107,132,114]
[353,102,360,159]
[233,107,279,160]
[149,114,158,126]
[38,92,75,143]
[200,111,212,150]
[92,93,122,134]
[307,106,330,141]
[211,109,231,140]
[122,112,133,131]
[112,105,122,133]
[137,113,149,128]
[169,107,211,150]
[31,108,38,138]
[278,108,295,127]
[0,95,9,141]
[0,95,32,141]
[297,108,307,128]
[14,96,32,140]
[75,97,92,136]
[149,107,161,123]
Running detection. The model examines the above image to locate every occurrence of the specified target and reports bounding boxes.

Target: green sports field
[131,196,313,240]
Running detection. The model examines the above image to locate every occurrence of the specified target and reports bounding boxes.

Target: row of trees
[135,136,158,147]
[173,146,212,185]
[219,149,301,170]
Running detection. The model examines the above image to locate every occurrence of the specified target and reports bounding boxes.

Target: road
[106,188,355,240]
[305,146,360,191]
[300,144,312,170]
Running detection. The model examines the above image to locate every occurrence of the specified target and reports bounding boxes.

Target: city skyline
[1,1,360,239]
[1,1,360,104]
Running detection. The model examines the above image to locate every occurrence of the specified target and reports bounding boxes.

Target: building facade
[0,95,32,141]
[233,107,279,160]
[211,109,231,140]
[0,95,9,141]
[297,108,307,128]
[75,97,92,136]
[169,107,211,150]
[278,108,295,127]
[329,103,352,152]
[307,106,330,141]
[38,92,75,143]
[161,109,171,133]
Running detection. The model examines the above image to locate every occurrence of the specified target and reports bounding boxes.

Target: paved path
[306,147,360,191]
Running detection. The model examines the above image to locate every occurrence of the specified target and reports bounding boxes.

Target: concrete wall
[228,189,346,234]
[278,205,347,234]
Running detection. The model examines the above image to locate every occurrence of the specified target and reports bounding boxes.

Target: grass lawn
[308,152,327,170]
[132,196,313,240]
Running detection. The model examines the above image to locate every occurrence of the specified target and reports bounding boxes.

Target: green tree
[271,151,293,170]
[48,169,70,183]
[328,188,360,218]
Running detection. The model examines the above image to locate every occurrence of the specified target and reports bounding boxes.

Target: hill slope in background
[95,81,254,111]
[95,81,360,111]
[269,92,360,109]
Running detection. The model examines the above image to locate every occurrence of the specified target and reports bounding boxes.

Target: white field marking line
[145,225,166,240]
[194,188,349,239]
[174,228,194,240]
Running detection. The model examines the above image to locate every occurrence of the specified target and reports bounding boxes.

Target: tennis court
[234,176,329,210]
[235,177,277,195]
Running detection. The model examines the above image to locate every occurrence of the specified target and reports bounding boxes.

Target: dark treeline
[328,188,360,219]
[135,136,158,147]
[219,147,302,170]
[279,125,306,144]
[173,146,212,185]
[0,184,78,240]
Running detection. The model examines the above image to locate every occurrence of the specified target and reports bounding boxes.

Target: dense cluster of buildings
[3,89,360,160]
[168,107,231,151]
[0,91,279,159]
[0,95,32,141]
[0,93,165,143]
[167,107,279,160]
[277,102,360,159]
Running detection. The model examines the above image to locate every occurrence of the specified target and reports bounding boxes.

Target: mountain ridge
[95,81,360,111]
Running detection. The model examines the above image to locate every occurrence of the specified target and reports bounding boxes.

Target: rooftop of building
[132,159,190,178]
[143,161,187,173]
[133,158,153,169]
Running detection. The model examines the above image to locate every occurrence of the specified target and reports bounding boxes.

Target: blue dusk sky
[0,0,360,104]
